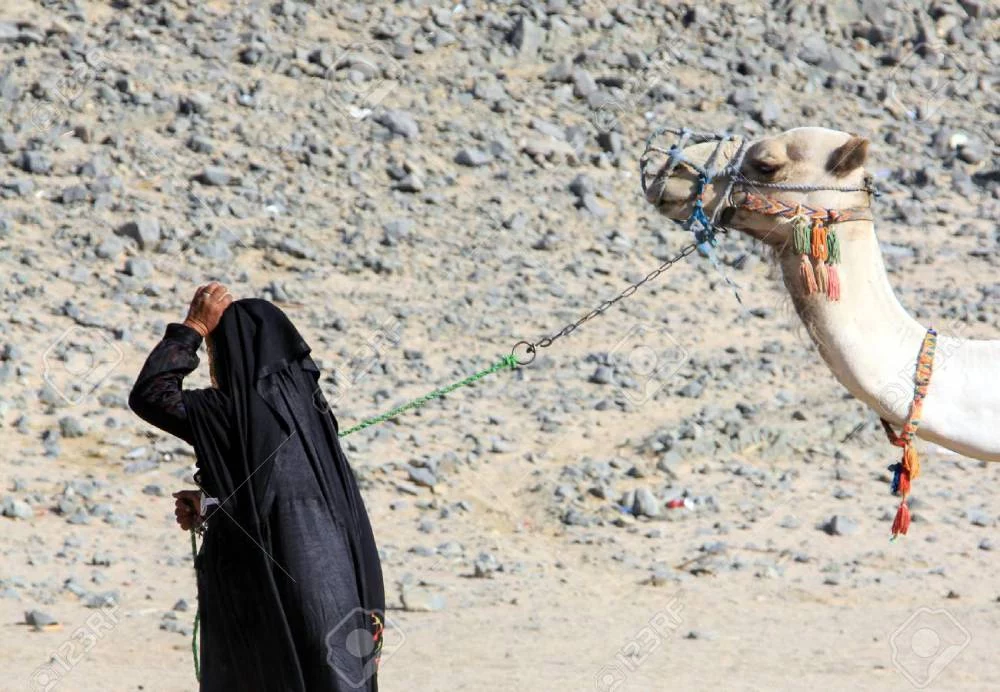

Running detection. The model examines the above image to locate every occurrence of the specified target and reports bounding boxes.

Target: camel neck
[780,220,1000,461]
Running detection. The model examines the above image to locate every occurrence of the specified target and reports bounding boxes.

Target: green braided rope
[191,529,201,682]
[189,353,519,681]
[337,354,519,438]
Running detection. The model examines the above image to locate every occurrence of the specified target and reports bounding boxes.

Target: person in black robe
[129,282,385,691]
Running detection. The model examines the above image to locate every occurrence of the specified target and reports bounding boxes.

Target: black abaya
[129,299,385,692]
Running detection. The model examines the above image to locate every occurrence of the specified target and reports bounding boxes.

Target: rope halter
[639,125,881,301]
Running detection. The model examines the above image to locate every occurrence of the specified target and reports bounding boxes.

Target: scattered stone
[382,219,414,246]
[83,591,119,608]
[572,69,598,99]
[401,584,446,612]
[3,179,34,196]
[407,466,437,490]
[966,509,993,527]
[454,148,491,167]
[957,140,985,165]
[2,496,32,520]
[473,552,500,578]
[633,488,661,518]
[685,630,718,641]
[589,366,613,385]
[597,131,623,156]
[19,151,52,174]
[378,110,419,139]
[58,416,86,438]
[193,167,238,186]
[124,258,154,279]
[822,515,859,536]
[60,185,89,204]
[643,567,673,587]
[25,610,58,631]
[508,15,541,56]
[116,217,161,251]
[779,515,801,530]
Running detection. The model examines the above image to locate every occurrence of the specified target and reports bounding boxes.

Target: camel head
[643,127,873,249]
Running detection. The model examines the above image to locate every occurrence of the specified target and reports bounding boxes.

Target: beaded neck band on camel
[882,327,938,540]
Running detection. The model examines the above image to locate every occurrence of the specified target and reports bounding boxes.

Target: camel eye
[753,161,780,176]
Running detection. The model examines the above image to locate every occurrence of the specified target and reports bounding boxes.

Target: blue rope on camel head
[640,126,746,306]
[686,174,716,256]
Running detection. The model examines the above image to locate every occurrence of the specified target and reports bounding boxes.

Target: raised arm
[128,322,205,444]
[128,282,234,444]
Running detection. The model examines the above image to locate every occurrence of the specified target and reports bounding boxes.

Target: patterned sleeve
[128,322,204,445]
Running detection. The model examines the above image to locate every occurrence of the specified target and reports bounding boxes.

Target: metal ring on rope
[511,340,536,366]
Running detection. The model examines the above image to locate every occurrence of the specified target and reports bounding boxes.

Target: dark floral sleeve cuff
[165,322,204,350]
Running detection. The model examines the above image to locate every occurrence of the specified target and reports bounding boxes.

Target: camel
[643,126,1000,463]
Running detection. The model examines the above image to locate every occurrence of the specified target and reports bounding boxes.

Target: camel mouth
[645,174,704,219]
[645,169,693,204]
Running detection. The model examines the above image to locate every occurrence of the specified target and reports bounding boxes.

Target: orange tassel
[826,264,840,301]
[814,260,828,295]
[898,470,911,495]
[799,254,817,294]
[891,500,911,538]
[903,444,920,482]
[811,222,828,261]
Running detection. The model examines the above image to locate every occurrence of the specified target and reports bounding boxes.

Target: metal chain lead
[511,241,700,365]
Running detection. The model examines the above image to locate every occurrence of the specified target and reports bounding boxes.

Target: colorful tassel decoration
[903,443,920,484]
[897,461,912,495]
[799,254,817,294]
[826,264,841,301]
[888,463,902,494]
[814,259,828,295]
[891,500,911,539]
[733,192,863,303]
[811,221,829,262]
[826,230,841,264]
[791,216,811,255]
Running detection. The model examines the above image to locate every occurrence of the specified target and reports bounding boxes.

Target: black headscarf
[182,299,384,691]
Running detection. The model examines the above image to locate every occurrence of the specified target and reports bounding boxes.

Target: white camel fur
[645,126,1000,462]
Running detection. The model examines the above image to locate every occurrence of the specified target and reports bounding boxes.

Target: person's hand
[183,281,234,337]
[172,490,203,531]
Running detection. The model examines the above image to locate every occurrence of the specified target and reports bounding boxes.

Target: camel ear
[827,136,869,177]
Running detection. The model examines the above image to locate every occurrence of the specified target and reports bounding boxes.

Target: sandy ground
[2,1,999,690]
[5,405,1000,691]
